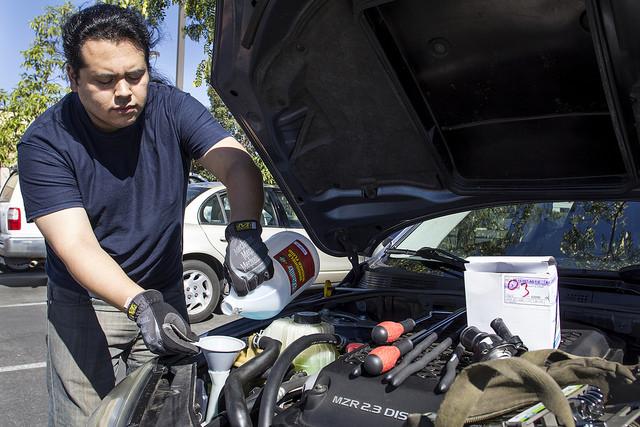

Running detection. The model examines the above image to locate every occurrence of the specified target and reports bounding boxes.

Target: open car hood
[211,0,640,257]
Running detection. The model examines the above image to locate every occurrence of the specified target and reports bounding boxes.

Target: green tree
[146,0,275,183]
[0,2,75,168]
[1,0,273,183]
[102,0,169,26]
[559,201,639,270]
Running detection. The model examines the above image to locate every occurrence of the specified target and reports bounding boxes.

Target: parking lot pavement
[0,271,47,302]
[0,272,48,427]
[0,270,48,287]
[0,270,237,426]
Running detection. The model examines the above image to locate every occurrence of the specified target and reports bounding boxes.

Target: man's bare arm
[198,136,274,295]
[35,207,144,309]
[197,136,264,222]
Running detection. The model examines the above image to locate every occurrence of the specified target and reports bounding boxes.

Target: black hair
[62,4,159,73]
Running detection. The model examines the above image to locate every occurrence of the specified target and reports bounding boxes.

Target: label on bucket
[274,240,315,294]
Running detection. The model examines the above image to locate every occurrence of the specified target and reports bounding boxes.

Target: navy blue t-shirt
[17,83,229,295]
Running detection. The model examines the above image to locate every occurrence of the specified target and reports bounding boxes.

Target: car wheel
[183,260,221,323]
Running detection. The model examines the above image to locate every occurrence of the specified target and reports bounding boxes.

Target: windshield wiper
[556,268,640,296]
[386,246,468,273]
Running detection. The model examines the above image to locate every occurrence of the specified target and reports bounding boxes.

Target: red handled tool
[363,337,414,375]
[363,325,436,375]
[370,312,450,345]
[364,308,467,376]
[371,319,417,345]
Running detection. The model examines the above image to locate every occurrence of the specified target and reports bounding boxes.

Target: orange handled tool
[365,309,466,377]
[371,319,417,345]
[370,313,439,345]
[363,337,414,375]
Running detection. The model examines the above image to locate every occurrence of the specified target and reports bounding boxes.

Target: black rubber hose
[258,333,343,427]
[225,337,282,427]
[382,308,465,383]
[382,332,438,383]
[390,337,453,387]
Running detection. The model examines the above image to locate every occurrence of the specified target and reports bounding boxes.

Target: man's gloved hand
[224,220,274,296]
[127,289,199,356]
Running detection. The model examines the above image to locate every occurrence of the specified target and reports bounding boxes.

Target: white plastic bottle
[221,231,320,319]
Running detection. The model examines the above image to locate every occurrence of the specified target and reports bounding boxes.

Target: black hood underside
[212,0,640,256]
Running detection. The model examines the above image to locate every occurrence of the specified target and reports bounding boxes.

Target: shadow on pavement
[0,270,47,288]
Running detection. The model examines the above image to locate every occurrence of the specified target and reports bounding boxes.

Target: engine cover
[273,343,451,427]
[271,327,618,427]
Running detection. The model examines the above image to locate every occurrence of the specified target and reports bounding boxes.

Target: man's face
[68,39,149,132]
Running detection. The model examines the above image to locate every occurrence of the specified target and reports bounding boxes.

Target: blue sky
[0,0,210,106]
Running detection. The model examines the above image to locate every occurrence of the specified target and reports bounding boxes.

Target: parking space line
[0,302,46,309]
[0,362,46,373]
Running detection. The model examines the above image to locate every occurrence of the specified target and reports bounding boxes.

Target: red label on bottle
[274,240,315,294]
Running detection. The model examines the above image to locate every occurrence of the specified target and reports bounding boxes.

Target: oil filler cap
[294,311,321,324]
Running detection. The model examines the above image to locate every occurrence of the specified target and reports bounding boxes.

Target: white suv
[0,171,47,271]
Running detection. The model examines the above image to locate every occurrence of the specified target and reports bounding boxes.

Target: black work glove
[224,220,274,296]
[127,289,199,356]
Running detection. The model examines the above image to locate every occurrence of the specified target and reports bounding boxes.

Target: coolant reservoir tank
[262,311,337,375]
[290,312,338,374]
[221,231,320,320]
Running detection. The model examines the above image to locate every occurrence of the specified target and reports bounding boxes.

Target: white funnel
[199,335,245,371]
[198,336,245,424]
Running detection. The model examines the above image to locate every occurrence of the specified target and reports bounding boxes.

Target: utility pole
[175,3,186,90]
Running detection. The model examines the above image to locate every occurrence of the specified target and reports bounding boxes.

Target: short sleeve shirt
[17,83,230,295]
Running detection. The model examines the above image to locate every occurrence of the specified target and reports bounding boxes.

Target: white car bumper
[0,234,46,259]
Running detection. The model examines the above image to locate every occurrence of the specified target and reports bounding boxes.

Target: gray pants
[46,283,188,426]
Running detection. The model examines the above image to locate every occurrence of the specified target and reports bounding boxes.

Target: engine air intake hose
[225,336,282,427]
[258,333,344,427]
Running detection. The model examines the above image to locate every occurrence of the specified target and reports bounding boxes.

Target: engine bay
[168,287,640,427]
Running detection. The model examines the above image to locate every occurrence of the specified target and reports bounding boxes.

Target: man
[17,4,273,425]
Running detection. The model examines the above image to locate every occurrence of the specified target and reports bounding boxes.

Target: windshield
[0,173,18,203]
[391,201,640,272]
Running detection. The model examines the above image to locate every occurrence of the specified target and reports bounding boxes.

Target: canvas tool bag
[430,349,639,427]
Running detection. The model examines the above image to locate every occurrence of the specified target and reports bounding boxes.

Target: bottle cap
[293,311,321,324]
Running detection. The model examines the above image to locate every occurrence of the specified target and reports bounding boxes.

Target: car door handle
[219,238,227,242]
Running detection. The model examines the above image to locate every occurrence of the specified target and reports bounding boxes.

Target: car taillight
[7,207,21,231]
